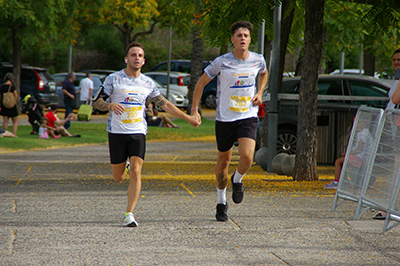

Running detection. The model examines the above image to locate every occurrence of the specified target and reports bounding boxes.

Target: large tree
[0,0,70,97]
[292,0,325,181]
[96,0,160,51]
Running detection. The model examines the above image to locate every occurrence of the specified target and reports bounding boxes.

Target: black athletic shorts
[215,117,258,152]
[108,133,146,164]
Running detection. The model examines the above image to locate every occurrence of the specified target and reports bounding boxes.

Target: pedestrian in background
[78,72,94,105]
[0,72,19,137]
[61,72,76,129]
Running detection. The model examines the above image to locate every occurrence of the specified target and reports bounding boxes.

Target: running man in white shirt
[93,42,201,227]
[191,21,269,221]
[78,72,94,105]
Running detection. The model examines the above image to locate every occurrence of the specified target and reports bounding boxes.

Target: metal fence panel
[333,106,383,210]
[356,109,400,233]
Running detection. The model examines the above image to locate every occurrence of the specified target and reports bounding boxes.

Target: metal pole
[68,45,72,73]
[359,44,363,75]
[167,28,172,100]
[339,52,345,74]
[267,2,281,172]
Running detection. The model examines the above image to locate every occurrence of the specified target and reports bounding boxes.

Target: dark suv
[0,63,58,107]
[258,75,392,164]
[150,60,217,109]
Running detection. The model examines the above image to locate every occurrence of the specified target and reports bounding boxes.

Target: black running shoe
[216,203,228,221]
[231,174,244,204]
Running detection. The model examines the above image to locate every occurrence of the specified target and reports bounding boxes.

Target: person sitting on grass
[39,117,60,139]
[0,128,16,137]
[146,101,181,128]
[44,104,80,138]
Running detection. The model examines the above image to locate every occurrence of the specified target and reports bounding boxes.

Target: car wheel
[277,128,297,155]
[204,92,216,109]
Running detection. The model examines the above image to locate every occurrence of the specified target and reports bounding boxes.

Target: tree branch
[131,20,159,42]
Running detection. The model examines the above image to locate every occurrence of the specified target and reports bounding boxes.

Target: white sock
[233,169,245,183]
[217,188,227,205]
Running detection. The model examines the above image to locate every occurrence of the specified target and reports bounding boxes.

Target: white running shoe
[123,213,138,227]
[324,181,338,189]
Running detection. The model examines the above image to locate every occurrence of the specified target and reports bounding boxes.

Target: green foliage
[203,0,276,47]
[363,0,400,34]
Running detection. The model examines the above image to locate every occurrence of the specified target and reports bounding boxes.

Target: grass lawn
[0,118,215,152]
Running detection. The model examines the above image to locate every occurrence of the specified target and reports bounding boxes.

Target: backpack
[3,84,17,109]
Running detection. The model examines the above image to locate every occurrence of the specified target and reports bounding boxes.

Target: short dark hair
[393,49,400,56]
[4,72,14,83]
[49,104,58,111]
[85,72,92,78]
[230,21,253,36]
[125,42,145,56]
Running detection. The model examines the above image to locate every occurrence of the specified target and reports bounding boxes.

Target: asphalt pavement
[1,111,400,265]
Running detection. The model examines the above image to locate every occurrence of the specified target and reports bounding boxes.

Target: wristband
[191,108,198,111]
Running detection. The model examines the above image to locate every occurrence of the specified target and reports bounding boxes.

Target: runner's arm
[93,85,124,115]
[252,70,269,106]
[150,94,201,127]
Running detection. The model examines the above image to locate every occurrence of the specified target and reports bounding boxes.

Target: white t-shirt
[204,51,267,122]
[352,128,373,160]
[387,79,399,109]
[103,70,160,134]
[79,77,94,101]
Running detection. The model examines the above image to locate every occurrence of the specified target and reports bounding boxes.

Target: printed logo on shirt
[230,80,254,89]
[121,94,143,105]
[231,72,249,78]
[121,89,139,95]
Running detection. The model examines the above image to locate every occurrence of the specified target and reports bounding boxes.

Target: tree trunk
[188,28,204,114]
[120,23,132,53]
[11,25,21,113]
[293,0,325,182]
[278,0,295,90]
[187,1,204,115]
[295,47,304,76]
[363,47,375,77]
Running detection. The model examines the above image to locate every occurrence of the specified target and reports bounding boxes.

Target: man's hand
[188,112,202,127]
[109,103,125,115]
[252,93,263,106]
[67,113,76,120]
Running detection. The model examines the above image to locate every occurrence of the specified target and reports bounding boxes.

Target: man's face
[392,52,400,70]
[125,47,145,70]
[231,27,251,52]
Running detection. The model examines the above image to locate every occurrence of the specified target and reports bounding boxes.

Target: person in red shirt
[44,104,80,137]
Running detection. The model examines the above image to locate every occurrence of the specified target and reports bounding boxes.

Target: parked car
[0,63,58,108]
[150,60,217,109]
[152,80,189,110]
[81,69,117,77]
[52,72,104,109]
[328,69,382,79]
[144,71,190,109]
[257,75,392,158]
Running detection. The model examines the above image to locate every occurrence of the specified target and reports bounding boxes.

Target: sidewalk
[1,141,400,265]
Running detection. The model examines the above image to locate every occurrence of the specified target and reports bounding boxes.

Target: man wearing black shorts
[93,42,200,227]
[191,21,268,221]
